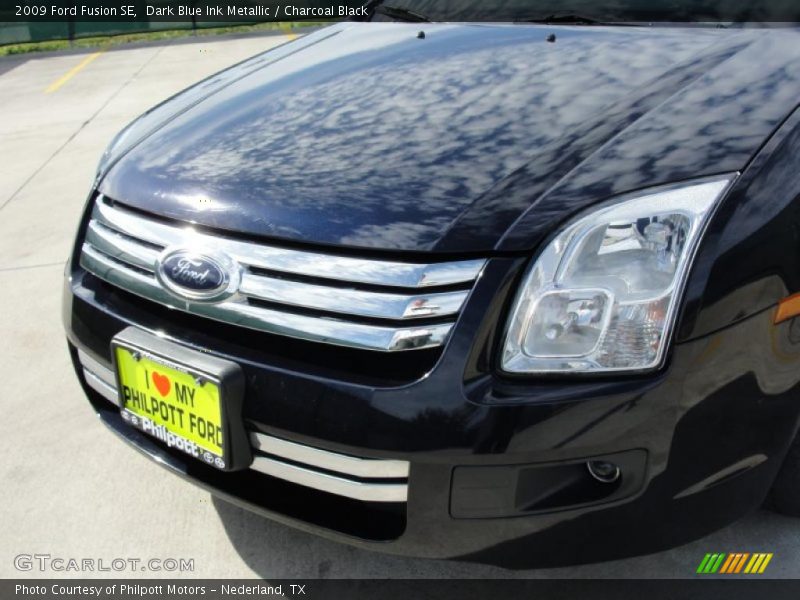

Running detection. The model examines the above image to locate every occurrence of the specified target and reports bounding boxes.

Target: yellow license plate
[114,345,226,469]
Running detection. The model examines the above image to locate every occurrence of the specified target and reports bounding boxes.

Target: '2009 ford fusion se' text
[63,1,800,567]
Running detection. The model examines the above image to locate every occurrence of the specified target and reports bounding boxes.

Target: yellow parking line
[44,50,105,94]
[279,24,298,41]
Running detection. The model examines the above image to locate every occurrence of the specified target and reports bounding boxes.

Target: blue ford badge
[156,249,238,302]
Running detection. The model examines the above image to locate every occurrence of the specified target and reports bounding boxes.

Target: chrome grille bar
[85,221,158,273]
[80,196,485,351]
[238,273,467,320]
[81,245,453,351]
[76,352,409,503]
[93,198,485,287]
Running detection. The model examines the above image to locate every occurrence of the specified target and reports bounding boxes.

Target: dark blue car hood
[98,23,800,254]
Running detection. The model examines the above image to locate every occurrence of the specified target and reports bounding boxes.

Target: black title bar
[1,1,365,22]
[6,579,800,600]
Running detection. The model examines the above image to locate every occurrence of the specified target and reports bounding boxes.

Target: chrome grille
[80,195,485,352]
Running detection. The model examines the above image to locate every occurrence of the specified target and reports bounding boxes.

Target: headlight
[501,177,734,374]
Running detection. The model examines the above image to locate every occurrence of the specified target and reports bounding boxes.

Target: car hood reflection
[99,23,800,253]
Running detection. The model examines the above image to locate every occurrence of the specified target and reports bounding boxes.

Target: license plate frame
[110,326,251,471]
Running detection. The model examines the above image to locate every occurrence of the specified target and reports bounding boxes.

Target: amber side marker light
[775,293,800,325]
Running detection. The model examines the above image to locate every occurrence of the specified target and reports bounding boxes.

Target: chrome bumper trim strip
[82,369,119,406]
[76,352,409,503]
[249,455,408,503]
[78,350,116,388]
[250,432,409,479]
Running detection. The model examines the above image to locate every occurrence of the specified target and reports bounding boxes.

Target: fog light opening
[587,461,621,484]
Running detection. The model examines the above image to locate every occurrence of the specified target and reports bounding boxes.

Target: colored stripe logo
[697,553,773,574]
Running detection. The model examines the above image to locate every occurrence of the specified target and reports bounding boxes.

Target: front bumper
[63,259,800,567]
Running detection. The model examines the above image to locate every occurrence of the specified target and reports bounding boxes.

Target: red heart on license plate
[152,372,171,397]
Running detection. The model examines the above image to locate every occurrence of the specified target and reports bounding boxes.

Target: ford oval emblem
[156,249,239,302]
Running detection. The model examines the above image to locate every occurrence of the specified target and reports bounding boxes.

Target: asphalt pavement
[1,31,798,579]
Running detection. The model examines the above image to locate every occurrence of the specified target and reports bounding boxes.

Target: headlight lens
[502,177,734,374]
